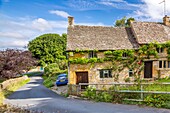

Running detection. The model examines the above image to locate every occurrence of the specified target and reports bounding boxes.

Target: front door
[144,61,152,78]
[76,72,88,89]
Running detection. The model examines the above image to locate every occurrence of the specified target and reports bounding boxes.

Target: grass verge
[42,75,57,88]
[42,70,67,88]
[0,78,30,105]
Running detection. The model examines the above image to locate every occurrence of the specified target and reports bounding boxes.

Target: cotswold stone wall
[69,62,130,85]
[0,76,28,90]
[68,52,131,85]
[68,51,170,85]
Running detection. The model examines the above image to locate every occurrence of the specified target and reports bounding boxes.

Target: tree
[114,17,135,27]
[126,17,135,27]
[0,49,37,78]
[28,33,67,67]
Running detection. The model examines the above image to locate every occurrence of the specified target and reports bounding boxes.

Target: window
[168,61,170,68]
[159,60,170,68]
[159,61,162,68]
[156,48,164,53]
[129,69,133,77]
[122,53,127,58]
[89,51,97,58]
[164,61,166,68]
[100,69,112,78]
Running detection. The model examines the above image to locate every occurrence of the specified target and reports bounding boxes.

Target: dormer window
[156,48,164,53]
[89,51,97,58]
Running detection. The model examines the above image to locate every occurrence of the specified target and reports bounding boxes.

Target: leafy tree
[0,49,37,78]
[126,17,135,26]
[28,33,67,67]
[115,17,126,27]
[114,17,135,27]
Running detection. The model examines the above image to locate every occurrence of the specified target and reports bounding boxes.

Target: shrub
[124,77,130,82]
[95,91,113,102]
[83,86,96,100]
[43,76,55,88]
[0,49,37,78]
[83,87,113,102]
[44,63,60,77]
[143,94,167,108]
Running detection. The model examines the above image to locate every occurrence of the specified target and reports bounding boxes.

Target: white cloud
[97,0,141,10]
[130,0,170,21]
[0,13,106,49]
[32,18,52,32]
[66,0,101,11]
[0,14,68,49]
[98,1,117,7]
[49,10,70,18]
[0,32,26,39]
[0,40,28,48]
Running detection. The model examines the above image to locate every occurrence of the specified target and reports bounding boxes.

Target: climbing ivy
[69,42,170,82]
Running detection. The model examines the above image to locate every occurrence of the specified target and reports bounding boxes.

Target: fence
[68,82,170,101]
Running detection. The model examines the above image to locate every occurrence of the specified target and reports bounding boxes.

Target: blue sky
[0,0,170,49]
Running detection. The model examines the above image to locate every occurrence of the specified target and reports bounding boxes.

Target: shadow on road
[5,76,170,113]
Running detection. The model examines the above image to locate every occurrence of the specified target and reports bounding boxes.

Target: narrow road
[5,77,170,113]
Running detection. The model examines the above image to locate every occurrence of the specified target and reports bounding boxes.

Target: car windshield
[57,74,67,79]
[58,76,65,80]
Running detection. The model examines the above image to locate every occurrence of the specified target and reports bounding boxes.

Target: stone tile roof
[67,25,139,51]
[131,22,170,44]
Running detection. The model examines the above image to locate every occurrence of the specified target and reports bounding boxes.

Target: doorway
[76,72,88,89]
[144,61,152,78]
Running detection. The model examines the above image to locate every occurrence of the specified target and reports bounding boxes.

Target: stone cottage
[66,16,170,85]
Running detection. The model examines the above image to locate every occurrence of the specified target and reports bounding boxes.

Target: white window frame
[156,48,164,53]
[100,69,112,78]
[89,51,97,58]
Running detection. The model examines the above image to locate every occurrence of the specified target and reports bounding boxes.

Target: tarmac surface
[5,76,170,113]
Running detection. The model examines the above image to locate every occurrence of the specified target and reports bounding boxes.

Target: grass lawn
[114,78,170,108]
[116,78,170,91]
[156,77,170,82]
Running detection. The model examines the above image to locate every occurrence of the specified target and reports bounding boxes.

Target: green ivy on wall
[69,42,170,82]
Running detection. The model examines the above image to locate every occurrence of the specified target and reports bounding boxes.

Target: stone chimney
[68,16,74,26]
[163,15,170,26]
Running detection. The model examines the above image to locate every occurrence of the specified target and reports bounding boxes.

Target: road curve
[5,76,170,113]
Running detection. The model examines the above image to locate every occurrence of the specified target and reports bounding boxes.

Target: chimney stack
[163,15,170,26]
[68,16,74,26]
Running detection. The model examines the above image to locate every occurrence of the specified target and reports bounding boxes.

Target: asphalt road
[4,76,170,113]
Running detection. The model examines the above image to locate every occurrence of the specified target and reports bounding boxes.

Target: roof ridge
[133,21,162,24]
[74,25,126,29]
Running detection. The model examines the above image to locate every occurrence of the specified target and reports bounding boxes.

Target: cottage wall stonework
[69,50,170,85]
[69,62,130,85]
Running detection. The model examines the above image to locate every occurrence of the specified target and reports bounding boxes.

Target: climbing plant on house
[68,42,170,83]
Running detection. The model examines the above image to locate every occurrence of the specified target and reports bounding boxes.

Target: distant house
[66,16,170,85]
